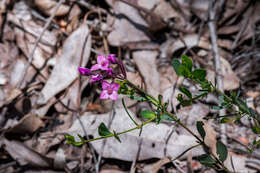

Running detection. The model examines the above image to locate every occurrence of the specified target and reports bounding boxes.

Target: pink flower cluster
[78,54,124,100]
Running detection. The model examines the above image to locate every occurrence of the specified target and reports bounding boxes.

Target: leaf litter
[0,0,259,172]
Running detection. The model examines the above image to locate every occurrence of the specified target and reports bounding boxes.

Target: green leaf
[128,95,146,101]
[98,123,112,136]
[141,110,156,119]
[179,65,192,78]
[162,114,175,121]
[197,154,216,166]
[216,140,228,162]
[64,134,83,147]
[253,139,260,147]
[196,121,206,140]
[212,105,223,110]
[252,126,260,134]
[220,117,229,124]
[113,131,121,143]
[193,69,206,81]
[172,59,182,76]
[179,87,192,99]
[181,55,193,72]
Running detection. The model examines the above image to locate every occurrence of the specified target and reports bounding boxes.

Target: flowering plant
[65,54,260,173]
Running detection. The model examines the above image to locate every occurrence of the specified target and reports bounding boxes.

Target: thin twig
[208,0,227,145]
[18,0,65,88]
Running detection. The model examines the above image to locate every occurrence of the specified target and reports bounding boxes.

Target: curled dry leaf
[138,0,177,21]
[133,50,160,98]
[34,0,70,17]
[5,113,43,134]
[207,57,240,91]
[106,0,150,46]
[66,108,204,161]
[37,24,91,105]
[3,138,53,168]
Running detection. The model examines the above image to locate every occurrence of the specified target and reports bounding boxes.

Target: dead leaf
[3,138,53,168]
[34,0,70,17]
[65,108,204,161]
[37,24,91,105]
[143,157,170,173]
[106,0,150,46]
[133,50,160,98]
[6,113,43,134]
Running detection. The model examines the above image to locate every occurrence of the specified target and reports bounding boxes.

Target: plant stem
[83,116,156,143]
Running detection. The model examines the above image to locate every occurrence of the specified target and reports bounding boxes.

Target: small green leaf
[113,131,121,143]
[197,154,216,166]
[172,59,182,76]
[220,117,229,124]
[98,123,112,136]
[252,126,260,134]
[182,55,193,72]
[141,110,156,119]
[129,95,146,101]
[179,65,192,78]
[64,134,83,146]
[216,140,228,162]
[253,139,260,147]
[193,69,206,81]
[179,87,192,99]
[162,114,175,121]
[196,121,206,140]
[212,105,223,110]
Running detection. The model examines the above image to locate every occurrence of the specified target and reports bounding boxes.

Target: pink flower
[78,67,91,76]
[100,81,120,100]
[91,55,110,71]
[90,74,103,83]
[107,54,117,64]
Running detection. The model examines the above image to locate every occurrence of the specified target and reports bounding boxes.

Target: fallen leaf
[6,113,43,134]
[133,50,160,98]
[37,24,91,105]
[106,0,150,46]
[34,0,70,17]
[3,138,53,168]
[65,108,205,161]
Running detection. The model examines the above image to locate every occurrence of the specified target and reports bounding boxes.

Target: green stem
[84,116,156,143]
[125,80,159,107]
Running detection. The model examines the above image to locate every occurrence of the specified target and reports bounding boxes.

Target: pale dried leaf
[35,0,70,17]
[66,108,204,161]
[37,24,91,105]
[4,139,52,167]
[6,113,43,134]
[133,50,160,98]
[106,0,150,46]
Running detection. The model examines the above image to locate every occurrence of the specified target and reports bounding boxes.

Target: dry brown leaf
[106,0,150,46]
[37,24,91,105]
[34,0,70,17]
[66,108,204,161]
[3,138,53,168]
[6,113,43,134]
[144,157,170,173]
[133,50,160,98]
[138,0,177,20]
[206,57,240,91]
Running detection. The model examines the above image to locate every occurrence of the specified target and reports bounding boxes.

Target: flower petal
[109,91,118,100]
[90,64,100,71]
[97,55,107,64]
[90,74,103,83]
[102,80,110,90]
[111,83,120,91]
[100,90,109,99]
[107,54,117,64]
[78,67,91,76]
